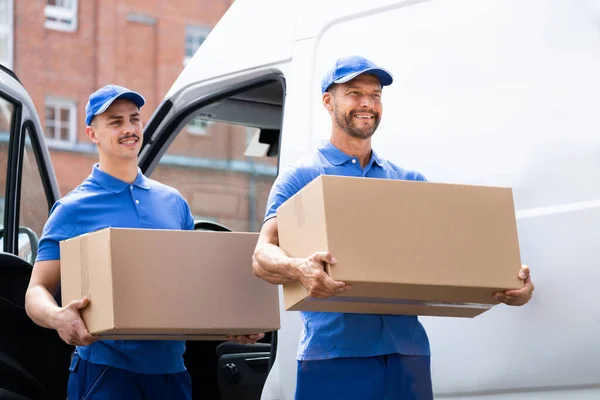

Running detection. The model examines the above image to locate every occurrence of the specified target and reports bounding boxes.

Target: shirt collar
[318,140,385,167]
[318,141,351,166]
[370,148,384,167]
[91,164,151,193]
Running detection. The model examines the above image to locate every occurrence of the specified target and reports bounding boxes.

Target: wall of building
[11,0,278,233]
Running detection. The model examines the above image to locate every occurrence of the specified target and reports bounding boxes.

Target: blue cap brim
[334,67,394,87]
[93,91,146,117]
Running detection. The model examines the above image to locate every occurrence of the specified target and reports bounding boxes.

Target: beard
[333,105,381,139]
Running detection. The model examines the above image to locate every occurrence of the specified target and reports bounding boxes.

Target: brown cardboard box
[277,175,523,318]
[60,228,279,340]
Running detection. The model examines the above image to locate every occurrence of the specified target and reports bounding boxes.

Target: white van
[1,0,599,399]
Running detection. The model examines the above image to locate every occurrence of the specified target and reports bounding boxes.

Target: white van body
[147,0,600,398]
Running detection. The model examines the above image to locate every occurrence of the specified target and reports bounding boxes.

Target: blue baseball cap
[321,56,393,94]
[85,84,145,125]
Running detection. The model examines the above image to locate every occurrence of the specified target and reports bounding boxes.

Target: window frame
[183,25,210,66]
[44,97,77,149]
[0,0,13,69]
[140,74,285,177]
[1,90,21,254]
[14,121,55,262]
[186,117,213,136]
[44,0,78,32]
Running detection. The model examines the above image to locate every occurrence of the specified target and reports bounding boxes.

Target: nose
[359,94,374,108]
[122,119,137,135]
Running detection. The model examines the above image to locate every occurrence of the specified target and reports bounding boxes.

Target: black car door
[0,66,73,400]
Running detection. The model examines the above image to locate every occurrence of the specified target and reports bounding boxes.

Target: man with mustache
[252,56,535,399]
[25,85,263,399]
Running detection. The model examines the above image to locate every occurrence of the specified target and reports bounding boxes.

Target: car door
[0,66,73,399]
[137,69,287,400]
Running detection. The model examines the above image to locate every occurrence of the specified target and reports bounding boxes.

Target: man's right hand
[51,297,98,346]
[294,252,351,298]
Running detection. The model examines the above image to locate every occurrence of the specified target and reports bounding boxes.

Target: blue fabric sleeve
[36,201,81,262]
[180,196,195,231]
[264,166,316,222]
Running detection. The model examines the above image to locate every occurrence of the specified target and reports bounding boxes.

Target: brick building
[4,0,278,233]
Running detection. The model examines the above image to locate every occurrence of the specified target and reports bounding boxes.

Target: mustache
[118,134,140,141]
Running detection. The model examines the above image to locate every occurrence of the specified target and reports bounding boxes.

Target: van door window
[0,96,14,246]
[151,81,283,232]
[17,126,47,263]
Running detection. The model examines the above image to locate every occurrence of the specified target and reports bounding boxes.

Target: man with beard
[252,56,535,399]
[25,85,263,399]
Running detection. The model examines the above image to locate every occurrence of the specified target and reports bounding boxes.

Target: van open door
[0,65,73,399]
[138,70,286,400]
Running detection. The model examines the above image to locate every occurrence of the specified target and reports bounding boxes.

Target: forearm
[253,243,300,284]
[25,285,61,329]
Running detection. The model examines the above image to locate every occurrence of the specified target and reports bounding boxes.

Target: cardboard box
[60,228,279,340]
[277,175,523,318]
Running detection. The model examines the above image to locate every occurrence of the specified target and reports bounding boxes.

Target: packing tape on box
[313,296,494,309]
[100,333,227,338]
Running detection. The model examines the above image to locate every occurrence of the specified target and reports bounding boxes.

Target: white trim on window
[183,25,210,66]
[45,0,78,32]
[0,0,13,69]
[44,97,77,149]
[187,117,213,136]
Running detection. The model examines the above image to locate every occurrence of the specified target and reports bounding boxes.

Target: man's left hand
[493,265,534,306]
[226,333,265,345]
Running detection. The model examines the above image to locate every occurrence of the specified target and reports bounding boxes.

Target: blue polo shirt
[36,164,195,374]
[265,141,431,361]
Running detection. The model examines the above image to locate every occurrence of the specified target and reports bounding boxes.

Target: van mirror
[244,128,268,158]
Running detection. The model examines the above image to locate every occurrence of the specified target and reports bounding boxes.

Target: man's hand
[493,265,534,306]
[294,252,351,298]
[252,220,350,297]
[226,333,265,345]
[51,297,98,346]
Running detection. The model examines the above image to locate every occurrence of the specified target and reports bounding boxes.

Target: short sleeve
[36,201,81,262]
[264,166,317,223]
[180,196,195,231]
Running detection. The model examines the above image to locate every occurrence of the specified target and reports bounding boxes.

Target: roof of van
[166,0,413,97]
[166,0,297,97]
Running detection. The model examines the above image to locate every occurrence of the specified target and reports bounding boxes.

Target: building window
[45,0,78,32]
[184,25,210,65]
[0,0,13,68]
[187,117,213,136]
[44,98,77,148]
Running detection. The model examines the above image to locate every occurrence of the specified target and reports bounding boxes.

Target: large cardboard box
[277,175,523,318]
[60,228,280,340]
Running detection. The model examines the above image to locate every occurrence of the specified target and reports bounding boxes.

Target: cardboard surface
[277,175,523,317]
[60,228,280,340]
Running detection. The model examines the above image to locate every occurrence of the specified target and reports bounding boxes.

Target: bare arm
[252,218,299,284]
[25,260,63,328]
[252,218,350,298]
[25,260,96,346]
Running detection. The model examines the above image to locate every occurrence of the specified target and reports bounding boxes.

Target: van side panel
[296,0,600,397]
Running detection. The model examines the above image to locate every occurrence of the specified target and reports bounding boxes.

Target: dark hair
[325,83,338,93]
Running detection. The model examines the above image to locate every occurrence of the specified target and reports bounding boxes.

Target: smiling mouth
[352,114,375,120]
[119,136,139,145]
